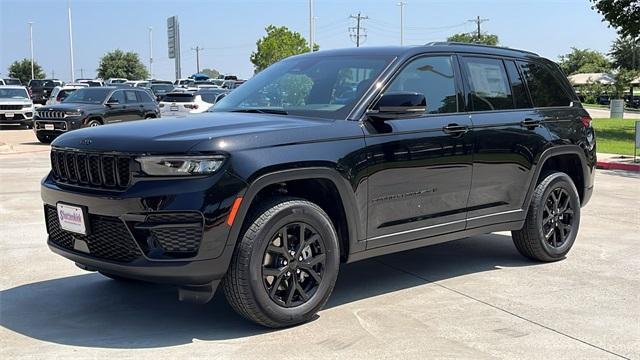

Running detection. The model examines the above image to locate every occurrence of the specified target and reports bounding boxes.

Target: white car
[105,78,128,85]
[174,78,195,88]
[0,86,35,128]
[45,83,89,105]
[159,92,213,116]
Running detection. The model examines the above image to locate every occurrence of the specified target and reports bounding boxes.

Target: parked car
[159,91,216,116]
[41,43,595,328]
[174,78,195,87]
[221,80,245,90]
[77,79,104,87]
[45,83,89,105]
[105,78,128,85]
[624,95,640,109]
[3,78,22,86]
[596,94,610,105]
[149,83,175,101]
[33,87,159,143]
[28,79,63,104]
[0,86,35,128]
[196,88,228,105]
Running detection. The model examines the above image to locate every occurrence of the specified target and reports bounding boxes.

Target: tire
[223,198,340,328]
[512,172,581,262]
[87,119,102,127]
[36,133,52,144]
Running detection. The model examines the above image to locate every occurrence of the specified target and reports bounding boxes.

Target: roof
[568,73,614,85]
[292,42,542,60]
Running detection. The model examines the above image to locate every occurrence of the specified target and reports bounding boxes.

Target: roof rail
[424,41,539,56]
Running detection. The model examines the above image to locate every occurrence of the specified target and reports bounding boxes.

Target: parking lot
[0,128,638,359]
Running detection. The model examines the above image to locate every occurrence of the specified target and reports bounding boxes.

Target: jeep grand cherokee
[41,43,596,328]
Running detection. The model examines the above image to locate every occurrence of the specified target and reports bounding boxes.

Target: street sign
[167,16,177,59]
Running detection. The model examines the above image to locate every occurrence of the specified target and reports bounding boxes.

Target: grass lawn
[592,118,638,156]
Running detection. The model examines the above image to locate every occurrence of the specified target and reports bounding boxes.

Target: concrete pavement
[1,128,639,359]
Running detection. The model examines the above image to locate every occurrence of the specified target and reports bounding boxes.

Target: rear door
[363,55,473,248]
[105,90,127,123]
[460,56,547,228]
[123,90,143,120]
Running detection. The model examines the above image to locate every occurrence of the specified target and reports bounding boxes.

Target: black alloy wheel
[541,187,575,248]
[262,222,326,307]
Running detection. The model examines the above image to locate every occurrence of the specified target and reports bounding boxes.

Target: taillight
[183,104,199,109]
[580,115,592,128]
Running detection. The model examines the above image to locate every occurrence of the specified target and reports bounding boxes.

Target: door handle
[521,118,541,128]
[443,123,469,135]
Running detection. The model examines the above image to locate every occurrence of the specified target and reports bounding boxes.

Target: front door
[105,90,127,123]
[363,55,473,248]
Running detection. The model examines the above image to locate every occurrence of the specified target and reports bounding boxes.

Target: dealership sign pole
[167,16,181,81]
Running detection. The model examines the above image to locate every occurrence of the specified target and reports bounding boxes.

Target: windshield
[151,84,175,93]
[210,55,393,119]
[62,88,111,104]
[0,88,29,99]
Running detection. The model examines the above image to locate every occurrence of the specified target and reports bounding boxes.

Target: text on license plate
[57,203,87,235]
[45,124,54,130]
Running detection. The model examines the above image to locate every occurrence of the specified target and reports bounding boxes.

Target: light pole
[398,1,406,46]
[67,0,75,82]
[308,0,314,51]
[148,27,153,79]
[28,21,34,80]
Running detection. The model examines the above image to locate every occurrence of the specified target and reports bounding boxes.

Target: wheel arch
[84,116,104,125]
[225,168,365,262]
[523,145,591,213]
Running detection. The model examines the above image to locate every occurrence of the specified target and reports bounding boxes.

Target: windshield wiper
[230,108,288,115]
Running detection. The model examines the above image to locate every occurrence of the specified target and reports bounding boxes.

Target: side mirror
[368,92,427,119]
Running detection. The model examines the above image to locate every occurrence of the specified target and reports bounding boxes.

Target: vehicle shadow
[0,233,535,349]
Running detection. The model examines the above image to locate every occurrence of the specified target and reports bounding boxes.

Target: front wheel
[512,172,581,262]
[223,198,340,328]
[87,119,102,127]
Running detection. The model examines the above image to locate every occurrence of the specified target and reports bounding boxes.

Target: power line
[349,12,368,47]
[468,16,489,38]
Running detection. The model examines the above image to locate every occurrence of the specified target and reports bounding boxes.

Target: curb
[596,161,640,172]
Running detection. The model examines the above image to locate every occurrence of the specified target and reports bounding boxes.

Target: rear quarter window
[518,61,572,108]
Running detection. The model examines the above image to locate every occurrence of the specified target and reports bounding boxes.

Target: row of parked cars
[0,76,242,143]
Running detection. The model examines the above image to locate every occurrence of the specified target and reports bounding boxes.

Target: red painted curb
[596,161,640,172]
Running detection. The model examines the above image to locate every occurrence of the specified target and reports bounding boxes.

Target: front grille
[0,105,23,110]
[37,111,65,119]
[50,149,132,190]
[135,213,203,256]
[45,206,142,263]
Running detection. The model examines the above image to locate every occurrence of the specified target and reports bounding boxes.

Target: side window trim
[367,53,463,116]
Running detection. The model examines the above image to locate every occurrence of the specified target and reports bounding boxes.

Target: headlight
[136,156,226,176]
[65,110,83,116]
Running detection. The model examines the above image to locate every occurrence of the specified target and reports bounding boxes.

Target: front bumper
[33,116,83,135]
[41,170,246,285]
[0,109,34,125]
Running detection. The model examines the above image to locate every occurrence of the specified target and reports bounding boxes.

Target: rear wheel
[512,172,581,262]
[223,198,340,328]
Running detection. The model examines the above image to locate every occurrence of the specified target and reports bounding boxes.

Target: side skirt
[346,220,524,263]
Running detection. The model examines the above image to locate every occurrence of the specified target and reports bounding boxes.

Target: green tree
[97,50,149,80]
[447,32,499,45]
[591,0,639,38]
[558,48,612,75]
[611,68,640,98]
[8,58,45,84]
[201,68,220,79]
[250,25,316,73]
[609,37,640,71]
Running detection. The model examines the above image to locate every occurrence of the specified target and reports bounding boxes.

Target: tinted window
[62,88,111,104]
[0,88,29,99]
[463,57,513,111]
[518,61,571,107]
[505,60,532,109]
[162,93,196,103]
[108,90,126,104]
[386,56,458,114]
[136,90,154,103]
[57,89,77,101]
[124,90,138,103]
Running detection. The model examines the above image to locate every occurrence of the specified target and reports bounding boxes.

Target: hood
[0,98,32,105]
[39,103,104,112]
[51,112,337,153]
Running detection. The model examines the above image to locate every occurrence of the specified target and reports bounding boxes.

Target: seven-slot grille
[37,110,65,119]
[50,149,132,189]
[0,104,24,110]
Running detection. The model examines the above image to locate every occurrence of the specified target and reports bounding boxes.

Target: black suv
[41,43,595,328]
[34,87,160,143]
[28,79,62,104]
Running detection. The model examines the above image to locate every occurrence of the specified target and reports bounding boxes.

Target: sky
[0,0,619,82]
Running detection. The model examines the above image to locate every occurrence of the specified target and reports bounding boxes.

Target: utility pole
[79,67,84,79]
[191,46,203,73]
[148,27,153,78]
[28,22,34,80]
[349,12,368,47]
[308,0,314,51]
[468,16,489,40]
[51,69,55,78]
[398,2,406,46]
[67,0,75,82]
